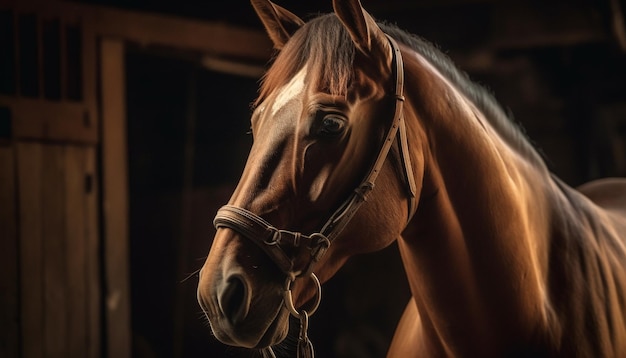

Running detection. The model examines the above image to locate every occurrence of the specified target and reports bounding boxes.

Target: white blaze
[271,66,308,116]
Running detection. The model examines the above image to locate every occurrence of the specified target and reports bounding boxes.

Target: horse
[197,0,626,356]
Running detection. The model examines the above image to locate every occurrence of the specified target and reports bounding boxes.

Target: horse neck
[397,52,559,355]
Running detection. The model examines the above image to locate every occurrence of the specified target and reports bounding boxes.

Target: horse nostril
[218,275,249,325]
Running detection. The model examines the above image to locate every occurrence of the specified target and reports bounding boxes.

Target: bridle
[212,35,415,357]
[213,35,414,357]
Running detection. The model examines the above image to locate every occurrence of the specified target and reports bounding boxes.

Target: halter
[213,35,415,357]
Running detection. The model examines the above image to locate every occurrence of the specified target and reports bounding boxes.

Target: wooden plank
[82,15,98,135]
[64,145,87,358]
[3,0,272,66]
[0,96,97,144]
[84,145,101,358]
[0,145,19,358]
[81,29,100,356]
[90,6,272,62]
[101,38,131,358]
[609,0,626,52]
[42,144,68,357]
[17,142,44,358]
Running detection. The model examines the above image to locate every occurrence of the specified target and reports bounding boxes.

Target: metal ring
[283,272,322,318]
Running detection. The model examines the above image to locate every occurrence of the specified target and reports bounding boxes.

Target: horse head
[197,0,424,350]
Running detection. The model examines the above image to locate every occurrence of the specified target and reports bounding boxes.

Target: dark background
[77,0,626,184]
[72,0,626,357]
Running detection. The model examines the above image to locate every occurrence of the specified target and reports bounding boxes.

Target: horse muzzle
[197,230,291,349]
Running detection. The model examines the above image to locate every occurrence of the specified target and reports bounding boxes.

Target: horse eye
[319,115,346,137]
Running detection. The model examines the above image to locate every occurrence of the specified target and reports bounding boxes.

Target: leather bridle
[212,35,416,357]
[214,35,415,280]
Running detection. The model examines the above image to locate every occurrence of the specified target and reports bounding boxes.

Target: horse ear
[332,0,390,58]
[251,0,305,50]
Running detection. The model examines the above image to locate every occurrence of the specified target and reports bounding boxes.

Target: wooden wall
[0,1,101,356]
[18,143,99,357]
[0,143,100,358]
[0,1,272,357]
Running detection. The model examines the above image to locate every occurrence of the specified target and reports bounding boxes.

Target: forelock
[255,14,356,107]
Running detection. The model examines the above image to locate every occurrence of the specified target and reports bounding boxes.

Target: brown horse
[197,0,626,356]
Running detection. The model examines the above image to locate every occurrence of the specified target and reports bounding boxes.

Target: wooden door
[0,3,100,357]
[16,143,100,358]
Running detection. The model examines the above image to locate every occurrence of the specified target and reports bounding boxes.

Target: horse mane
[256,13,547,169]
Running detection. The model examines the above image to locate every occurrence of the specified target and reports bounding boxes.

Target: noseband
[212,35,415,357]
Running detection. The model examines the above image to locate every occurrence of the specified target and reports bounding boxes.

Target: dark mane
[257,13,546,167]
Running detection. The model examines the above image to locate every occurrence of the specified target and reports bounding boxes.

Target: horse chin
[210,304,291,349]
[256,309,291,348]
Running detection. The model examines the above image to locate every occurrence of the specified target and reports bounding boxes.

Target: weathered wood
[0,96,97,143]
[17,142,101,357]
[88,7,271,63]
[83,16,98,136]
[64,145,87,358]
[0,144,19,358]
[17,142,44,358]
[101,37,131,358]
[609,0,626,51]
[1,0,272,65]
[84,145,101,358]
[42,144,68,357]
